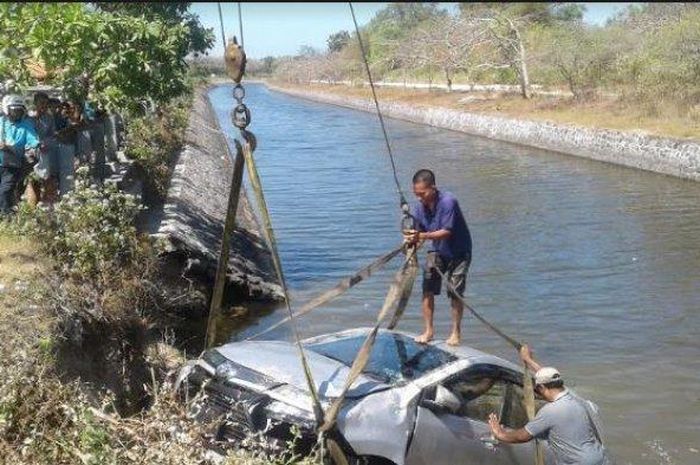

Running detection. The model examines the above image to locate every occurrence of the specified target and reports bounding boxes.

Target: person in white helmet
[488,345,611,465]
[0,94,40,214]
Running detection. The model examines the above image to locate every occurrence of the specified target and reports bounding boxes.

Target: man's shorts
[422,252,471,299]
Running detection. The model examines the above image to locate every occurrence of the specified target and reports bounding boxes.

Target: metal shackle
[232,103,251,129]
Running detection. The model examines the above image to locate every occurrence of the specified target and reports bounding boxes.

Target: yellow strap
[321,247,417,432]
[205,141,246,349]
[240,139,325,425]
[522,362,546,465]
[387,249,419,329]
[246,245,404,341]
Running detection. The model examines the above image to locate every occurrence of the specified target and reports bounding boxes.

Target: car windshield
[307,332,458,385]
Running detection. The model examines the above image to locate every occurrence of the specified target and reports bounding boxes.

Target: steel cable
[348,2,407,209]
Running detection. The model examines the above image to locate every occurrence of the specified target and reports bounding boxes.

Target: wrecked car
[176,328,552,465]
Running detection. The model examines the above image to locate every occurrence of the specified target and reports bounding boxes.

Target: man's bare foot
[415,331,434,344]
[446,333,461,346]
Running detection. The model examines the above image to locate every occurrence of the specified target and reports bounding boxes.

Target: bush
[625,10,700,113]
[124,96,190,201]
[13,166,144,281]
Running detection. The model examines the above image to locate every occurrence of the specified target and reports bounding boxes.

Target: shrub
[13,166,144,281]
[124,96,190,201]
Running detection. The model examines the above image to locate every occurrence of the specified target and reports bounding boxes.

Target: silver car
[177,327,552,465]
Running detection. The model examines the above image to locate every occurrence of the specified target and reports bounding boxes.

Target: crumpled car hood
[214,341,391,400]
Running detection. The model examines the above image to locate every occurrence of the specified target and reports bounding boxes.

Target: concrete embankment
[151,86,283,311]
[268,84,700,182]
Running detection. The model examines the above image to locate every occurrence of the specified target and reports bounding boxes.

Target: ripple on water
[210,84,700,465]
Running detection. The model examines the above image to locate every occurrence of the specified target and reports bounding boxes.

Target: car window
[307,332,458,385]
[447,376,506,423]
[501,382,529,429]
[442,364,546,427]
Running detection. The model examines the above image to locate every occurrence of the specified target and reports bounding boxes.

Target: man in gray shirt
[488,345,610,465]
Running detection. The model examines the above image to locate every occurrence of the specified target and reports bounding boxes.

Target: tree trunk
[445,68,453,93]
[512,24,531,99]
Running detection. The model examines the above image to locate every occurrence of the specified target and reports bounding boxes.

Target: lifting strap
[386,249,419,329]
[434,266,522,350]
[435,266,544,465]
[240,136,325,425]
[205,140,246,349]
[321,246,418,432]
[246,245,404,341]
[214,1,327,430]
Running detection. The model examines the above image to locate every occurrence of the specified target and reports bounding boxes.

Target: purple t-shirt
[411,190,472,260]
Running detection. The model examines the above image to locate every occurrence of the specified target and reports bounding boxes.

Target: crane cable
[348,2,408,212]
[237,2,245,49]
[216,2,244,49]
[347,6,541,460]
[216,3,226,49]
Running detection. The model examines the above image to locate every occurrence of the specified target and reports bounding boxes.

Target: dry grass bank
[0,229,316,464]
[275,82,700,141]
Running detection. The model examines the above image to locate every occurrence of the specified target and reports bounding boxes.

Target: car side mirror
[420,384,461,415]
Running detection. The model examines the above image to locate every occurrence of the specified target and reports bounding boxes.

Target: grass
[0,231,54,353]
[278,82,700,141]
[0,211,319,463]
[0,226,317,464]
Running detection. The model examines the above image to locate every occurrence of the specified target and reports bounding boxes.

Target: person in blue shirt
[0,94,40,214]
[404,169,472,346]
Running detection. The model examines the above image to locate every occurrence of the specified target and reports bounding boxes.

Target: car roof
[303,327,523,375]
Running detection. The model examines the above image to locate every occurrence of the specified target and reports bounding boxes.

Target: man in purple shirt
[404,169,472,345]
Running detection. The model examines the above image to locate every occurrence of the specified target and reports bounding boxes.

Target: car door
[405,364,544,465]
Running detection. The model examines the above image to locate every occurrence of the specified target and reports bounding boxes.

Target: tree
[533,25,614,100]
[364,2,448,74]
[92,2,214,56]
[460,3,585,99]
[0,3,195,113]
[297,45,321,58]
[399,17,489,92]
[327,30,350,53]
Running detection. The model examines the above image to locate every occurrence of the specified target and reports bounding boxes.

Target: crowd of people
[0,84,122,215]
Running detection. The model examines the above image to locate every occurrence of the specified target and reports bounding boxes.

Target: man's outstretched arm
[488,413,533,444]
[520,344,543,373]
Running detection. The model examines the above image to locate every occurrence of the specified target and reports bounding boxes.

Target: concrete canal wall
[268,84,700,182]
[152,86,283,308]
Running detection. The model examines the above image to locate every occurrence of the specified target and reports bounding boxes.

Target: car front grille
[187,370,267,446]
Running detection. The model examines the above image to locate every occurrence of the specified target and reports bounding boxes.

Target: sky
[191,2,633,59]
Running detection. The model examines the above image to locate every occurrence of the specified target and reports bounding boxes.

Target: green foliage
[365,3,448,74]
[124,95,190,201]
[458,3,585,25]
[529,24,617,99]
[0,3,205,113]
[93,2,215,57]
[12,167,144,280]
[269,1,695,112]
[327,30,351,53]
[643,10,700,106]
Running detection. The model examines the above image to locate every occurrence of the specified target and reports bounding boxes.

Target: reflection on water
[209,84,700,465]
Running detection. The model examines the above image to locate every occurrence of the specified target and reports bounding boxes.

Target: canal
[210,84,700,465]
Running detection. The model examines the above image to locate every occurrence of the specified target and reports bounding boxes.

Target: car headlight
[263,385,316,429]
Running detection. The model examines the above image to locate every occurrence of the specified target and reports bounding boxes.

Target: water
[209,84,700,465]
